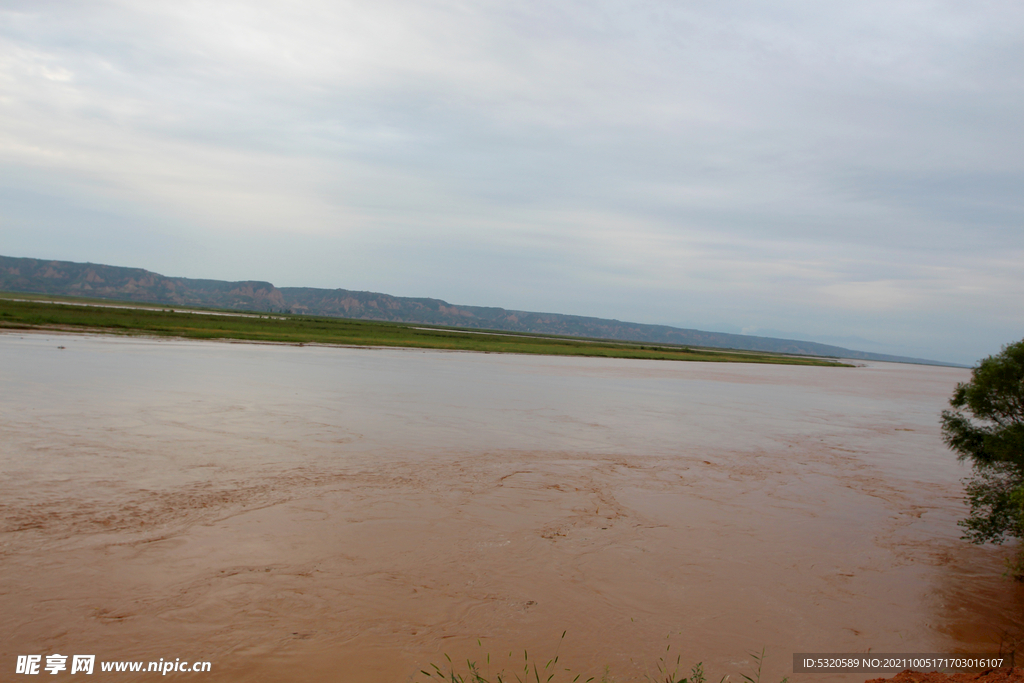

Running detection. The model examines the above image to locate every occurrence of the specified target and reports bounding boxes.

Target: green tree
[941,339,1024,548]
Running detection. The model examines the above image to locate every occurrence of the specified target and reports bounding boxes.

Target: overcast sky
[2,1,1022,364]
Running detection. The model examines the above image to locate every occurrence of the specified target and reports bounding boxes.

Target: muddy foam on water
[1,333,1021,682]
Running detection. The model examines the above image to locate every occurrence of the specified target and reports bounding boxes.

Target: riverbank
[0,294,849,366]
[869,669,1024,683]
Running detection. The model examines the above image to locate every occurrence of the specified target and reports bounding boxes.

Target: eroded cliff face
[0,256,284,311]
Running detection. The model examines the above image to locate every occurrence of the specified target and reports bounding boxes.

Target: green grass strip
[0,295,849,367]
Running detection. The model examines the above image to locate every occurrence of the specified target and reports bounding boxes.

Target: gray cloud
[2,0,1022,363]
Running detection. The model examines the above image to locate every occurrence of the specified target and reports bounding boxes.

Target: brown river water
[1,333,1022,683]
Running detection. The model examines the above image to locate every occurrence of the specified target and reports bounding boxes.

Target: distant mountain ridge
[0,255,951,365]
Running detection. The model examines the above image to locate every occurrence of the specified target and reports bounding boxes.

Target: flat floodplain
[1,332,1021,683]
[0,294,848,366]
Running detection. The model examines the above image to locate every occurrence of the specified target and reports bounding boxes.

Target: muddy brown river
[1,333,1022,682]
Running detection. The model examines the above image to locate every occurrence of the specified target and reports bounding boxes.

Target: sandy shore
[869,669,1024,683]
